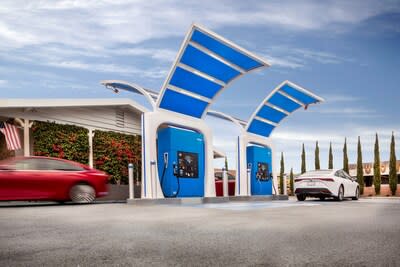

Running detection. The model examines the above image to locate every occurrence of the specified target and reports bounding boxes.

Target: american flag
[0,122,21,150]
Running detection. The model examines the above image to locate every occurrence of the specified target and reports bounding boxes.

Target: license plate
[307,181,315,186]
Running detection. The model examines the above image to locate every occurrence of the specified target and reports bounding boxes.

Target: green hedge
[32,121,141,184]
[32,121,89,164]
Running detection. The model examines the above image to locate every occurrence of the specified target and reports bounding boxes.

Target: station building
[349,161,400,196]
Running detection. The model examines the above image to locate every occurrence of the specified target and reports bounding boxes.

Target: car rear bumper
[295,187,333,197]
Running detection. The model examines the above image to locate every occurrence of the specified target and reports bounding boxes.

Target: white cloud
[292,48,352,64]
[111,48,176,62]
[0,79,7,87]
[207,115,400,173]
[0,0,396,74]
[0,0,398,51]
[322,94,360,103]
[310,107,382,118]
[263,55,304,69]
[45,60,168,79]
[259,46,352,70]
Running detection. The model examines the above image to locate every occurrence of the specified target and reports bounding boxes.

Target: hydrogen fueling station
[208,81,324,198]
[102,23,324,203]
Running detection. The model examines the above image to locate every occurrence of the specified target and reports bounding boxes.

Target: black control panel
[256,162,269,181]
[176,151,199,178]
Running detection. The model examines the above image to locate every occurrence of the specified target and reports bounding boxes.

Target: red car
[214,171,236,196]
[0,156,109,203]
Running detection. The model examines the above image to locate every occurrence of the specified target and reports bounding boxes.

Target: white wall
[0,106,142,135]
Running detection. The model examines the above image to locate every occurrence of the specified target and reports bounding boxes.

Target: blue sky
[0,0,399,172]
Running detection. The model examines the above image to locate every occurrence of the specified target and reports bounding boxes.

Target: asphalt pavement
[1,198,400,266]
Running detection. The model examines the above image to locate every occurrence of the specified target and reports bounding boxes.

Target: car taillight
[317,178,334,182]
[295,178,334,182]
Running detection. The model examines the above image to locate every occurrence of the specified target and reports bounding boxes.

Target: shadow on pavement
[0,200,126,208]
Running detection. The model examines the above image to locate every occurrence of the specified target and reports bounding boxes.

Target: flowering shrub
[32,121,89,164]
[31,121,141,184]
[93,130,141,184]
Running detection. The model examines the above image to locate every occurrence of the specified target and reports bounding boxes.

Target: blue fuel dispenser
[157,126,205,198]
[247,144,273,195]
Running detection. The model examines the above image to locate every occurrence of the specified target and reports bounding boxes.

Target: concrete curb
[361,196,400,200]
[126,195,289,205]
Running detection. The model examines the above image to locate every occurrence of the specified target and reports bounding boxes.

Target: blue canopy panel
[246,81,324,138]
[158,24,270,119]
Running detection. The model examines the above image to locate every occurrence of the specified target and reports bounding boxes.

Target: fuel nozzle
[163,152,168,168]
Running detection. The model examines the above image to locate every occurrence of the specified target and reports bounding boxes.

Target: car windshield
[300,170,334,177]
[214,172,235,180]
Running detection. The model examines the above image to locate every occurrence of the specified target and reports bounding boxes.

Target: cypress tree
[301,143,306,174]
[224,156,228,171]
[357,136,364,195]
[328,142,333,169]
[280,152,284,194]
[389,132,397,195]
[373,133,381,195]
[289,168,294,196]
[343,138,349,174]
[315,141,320,170]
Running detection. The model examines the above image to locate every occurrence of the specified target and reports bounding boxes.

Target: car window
[343,172,353,180]
[214,172,235,180]
[214,172,222,180]
[45,159,84,171]
[15,159,37,170]
[339,170,349,179]
[15,158,84,171]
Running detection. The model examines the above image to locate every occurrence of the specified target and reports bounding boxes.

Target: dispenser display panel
[256,162,269,181]
[177,151,199,178]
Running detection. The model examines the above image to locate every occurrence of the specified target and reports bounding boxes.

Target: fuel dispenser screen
[256,162,269,181]
[177,151,199,178]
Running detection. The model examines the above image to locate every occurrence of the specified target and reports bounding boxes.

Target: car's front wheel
[69,184,96,203]
[336,185,344,202]
[352,187,360,201]
[296,194,306,201]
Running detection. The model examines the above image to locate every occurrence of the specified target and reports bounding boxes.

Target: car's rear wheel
[69,184,96,203]
[352,187,360,200]
[336,185,344,201]
[296,194,306,201]
[319,197,325,201]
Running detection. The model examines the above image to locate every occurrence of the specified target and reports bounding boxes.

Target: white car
[294,169,359,201]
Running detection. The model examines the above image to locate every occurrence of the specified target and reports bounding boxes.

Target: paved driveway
[1,198,400,266]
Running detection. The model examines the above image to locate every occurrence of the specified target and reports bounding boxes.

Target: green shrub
[32,121,89,164]
[31,121,141,184]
